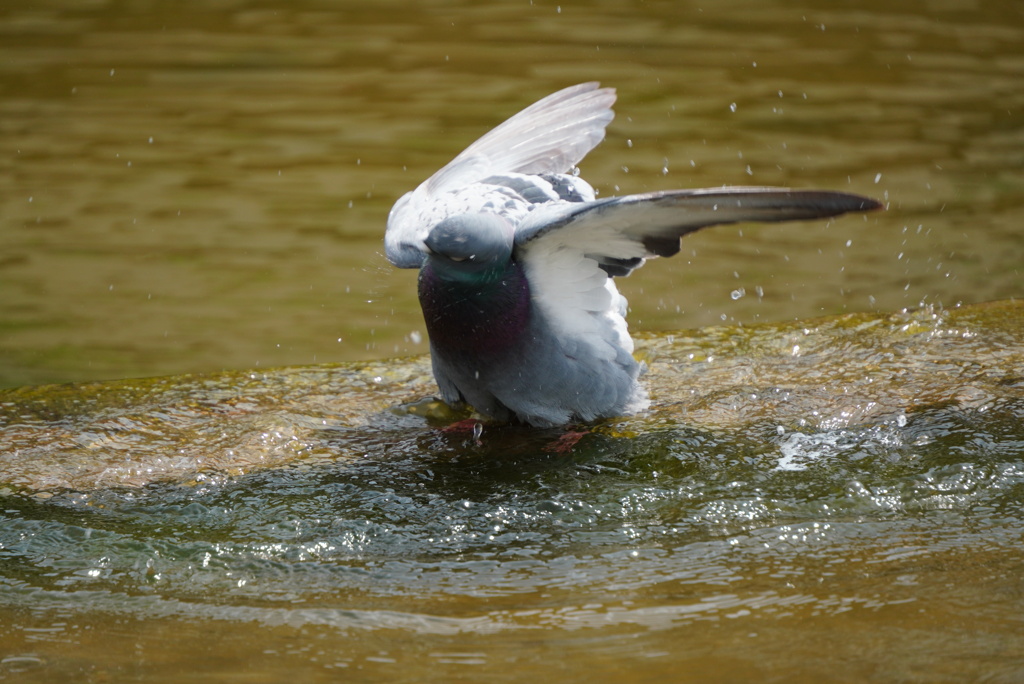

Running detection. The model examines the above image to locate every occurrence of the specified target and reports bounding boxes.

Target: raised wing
[426,81,616,195]
[385,82,617,268]
[517,187,882,360]
[517,187,883,275]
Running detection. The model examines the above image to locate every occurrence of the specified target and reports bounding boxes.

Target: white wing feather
[517,188,881,367]
[385,82,616,268]
[425,81,616,193]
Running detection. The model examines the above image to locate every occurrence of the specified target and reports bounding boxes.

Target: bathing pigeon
[386,82,881,427]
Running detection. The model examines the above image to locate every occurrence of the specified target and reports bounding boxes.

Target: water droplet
[730,288,746,300]
[729,103,737,112]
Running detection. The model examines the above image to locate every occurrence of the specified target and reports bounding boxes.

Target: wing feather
[385,83,616,268]
[517,187,881,364]
[426,82,616,194]
[518,187,882,267]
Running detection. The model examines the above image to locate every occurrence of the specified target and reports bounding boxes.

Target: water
[1,0,1023,680]
[1,0,1021,388]
[2,302,1023,681]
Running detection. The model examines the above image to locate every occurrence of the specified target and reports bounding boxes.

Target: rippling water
[2,302,1023,681]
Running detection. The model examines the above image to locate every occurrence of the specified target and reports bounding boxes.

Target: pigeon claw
[547,429,589,454]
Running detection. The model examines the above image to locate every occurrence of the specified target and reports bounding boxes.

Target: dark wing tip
[827,191,884,214]
[707,188,885,222]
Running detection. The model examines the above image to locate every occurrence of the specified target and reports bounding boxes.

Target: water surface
[2,301,1023,682]
[1,1,1023,681]
[1,0,1021,387]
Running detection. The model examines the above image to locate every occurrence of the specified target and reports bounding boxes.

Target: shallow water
[2,301,1023,682]
[1,0,1022,388]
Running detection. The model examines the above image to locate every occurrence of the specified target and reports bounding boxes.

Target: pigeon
[385,82,882,427]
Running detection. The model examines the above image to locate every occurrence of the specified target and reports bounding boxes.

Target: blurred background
[1,0,1021,388]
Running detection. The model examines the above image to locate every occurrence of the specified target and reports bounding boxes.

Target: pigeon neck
[418,259,530,354]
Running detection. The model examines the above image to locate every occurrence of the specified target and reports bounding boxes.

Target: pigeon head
[423,214,514,277]
[418,212,529,356]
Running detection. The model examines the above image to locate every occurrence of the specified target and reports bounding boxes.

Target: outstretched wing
[385,82,617,268]
[518,187,882,275]
[516,187,882,353]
